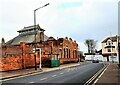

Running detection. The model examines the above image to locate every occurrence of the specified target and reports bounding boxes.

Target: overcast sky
[0,0,119,52]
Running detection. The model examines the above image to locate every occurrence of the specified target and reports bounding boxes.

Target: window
[58,48,62,59]
[73,50,77,58]
[69,49,70,58]
[49,55,58,60]
[108,41,111,46]
[106,39,113,46]
[65,49,67,58]
[108,48,111,52]
[66,48,69,58]
[63,48,69,58]
[64,48,65,58]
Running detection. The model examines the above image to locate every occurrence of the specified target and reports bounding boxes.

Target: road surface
[2,63,104,84]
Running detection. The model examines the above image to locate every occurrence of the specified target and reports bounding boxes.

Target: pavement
[95,62,120,84]
[0,62,82,80]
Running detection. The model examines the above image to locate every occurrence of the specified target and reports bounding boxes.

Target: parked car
[92,60,99,63]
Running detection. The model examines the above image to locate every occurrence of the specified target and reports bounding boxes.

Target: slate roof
[6,25,49,46]
[17,24,45,33]
[102,36,117,43]
[6,32,49,46]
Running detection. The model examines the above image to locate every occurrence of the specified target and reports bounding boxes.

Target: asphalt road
[2,63,104,84]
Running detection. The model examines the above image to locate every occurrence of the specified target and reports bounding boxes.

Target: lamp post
[34,3,49,70]
[118,36,120,68]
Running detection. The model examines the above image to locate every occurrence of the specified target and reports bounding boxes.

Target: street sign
[33,48,42,69]
[33,48,40,53]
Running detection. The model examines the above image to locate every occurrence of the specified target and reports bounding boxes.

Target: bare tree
[85,40,91,53]
[85,39,97,53]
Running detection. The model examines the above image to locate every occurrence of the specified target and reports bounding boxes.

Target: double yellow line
[84,64,108,85]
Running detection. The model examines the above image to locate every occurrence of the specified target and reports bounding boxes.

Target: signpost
[33,48,42,69]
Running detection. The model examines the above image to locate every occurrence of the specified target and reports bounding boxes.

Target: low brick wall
[60,58,78,64]
[0,45,50,71]
[0,54,22,71]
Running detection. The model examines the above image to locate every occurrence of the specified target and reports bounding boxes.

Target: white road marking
[60,73,64,75]
[29,81,34,83]
[40,77,47,81]
[71,69,74,71]
[52,75,57,77]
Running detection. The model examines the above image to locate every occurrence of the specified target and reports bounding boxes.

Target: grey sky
[0,0,119,52]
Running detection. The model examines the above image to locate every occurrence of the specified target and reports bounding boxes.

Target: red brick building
[46,37,78,64]
[0,24,78,71]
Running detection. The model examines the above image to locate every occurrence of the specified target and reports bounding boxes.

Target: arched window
[73,49,77,58]
[58,48,62,59]
[64,48,66,58]
[106,39,113,46]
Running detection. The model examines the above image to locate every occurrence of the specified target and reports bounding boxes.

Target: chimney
[65,37,68,40]
[69,38,72,41]
[74,40,76,43]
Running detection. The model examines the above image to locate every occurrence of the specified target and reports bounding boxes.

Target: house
[0,24,78,71]
[101,35,119,62]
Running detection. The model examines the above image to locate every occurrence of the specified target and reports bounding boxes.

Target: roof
[6,24,49,46]
[47,36,56,41]
[102,36,117,43]
[6,31,49,46]
[17,24,45,33]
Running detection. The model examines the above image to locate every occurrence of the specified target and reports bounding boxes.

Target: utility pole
[110,32,114,63]
[118,36,120,68]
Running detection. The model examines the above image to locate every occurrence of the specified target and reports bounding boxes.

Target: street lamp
[34,3,49,70]
[118,36,120,68]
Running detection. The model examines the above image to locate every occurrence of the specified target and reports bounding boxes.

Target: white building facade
[102,36,119,62]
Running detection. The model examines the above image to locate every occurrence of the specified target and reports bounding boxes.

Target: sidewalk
[95,62,120,84]
[0,63,81,80]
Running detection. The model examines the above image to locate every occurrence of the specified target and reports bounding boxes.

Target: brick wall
[0,37,78,71]
[0,54,22,71]
[0,42,51,71]
[46,37,78,64]
[0,42,40,71]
